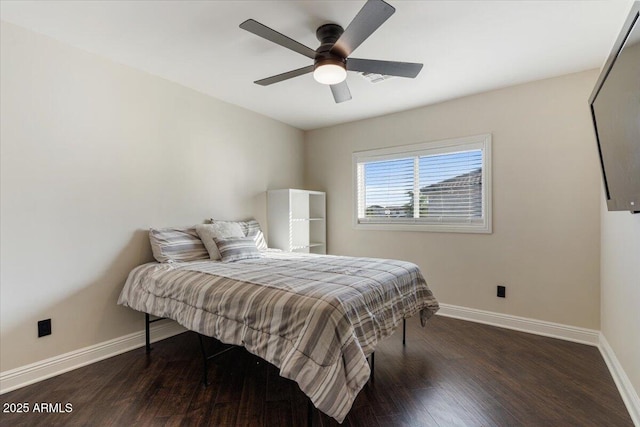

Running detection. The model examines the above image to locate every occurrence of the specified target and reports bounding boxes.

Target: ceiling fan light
[313,63,347,85]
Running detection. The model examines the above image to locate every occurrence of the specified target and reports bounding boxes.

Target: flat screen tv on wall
[589,1,640,213]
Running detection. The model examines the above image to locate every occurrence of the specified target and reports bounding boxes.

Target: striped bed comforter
[118,251,439,422]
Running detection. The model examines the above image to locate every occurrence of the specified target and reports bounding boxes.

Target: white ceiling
[0,1,633,130]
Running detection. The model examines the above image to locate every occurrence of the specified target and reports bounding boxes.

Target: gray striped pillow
[213,236,261,262]
[149,227,209,263]
[244,219,268,251]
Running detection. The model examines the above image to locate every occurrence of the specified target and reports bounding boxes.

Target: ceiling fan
[239,0,423,103]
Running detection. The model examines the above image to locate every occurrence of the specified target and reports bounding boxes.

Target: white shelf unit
[267,189,326,254]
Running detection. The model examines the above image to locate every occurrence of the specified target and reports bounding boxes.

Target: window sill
[354,221,492,234]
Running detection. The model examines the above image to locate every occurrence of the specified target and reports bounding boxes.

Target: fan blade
[240,19,316,59]
[331,0,395,58]
[330,81,352,103]
[347,58,423,78]
[254,65,314,86]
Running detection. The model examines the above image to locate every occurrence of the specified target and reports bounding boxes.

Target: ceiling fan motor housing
[314,23,346,70]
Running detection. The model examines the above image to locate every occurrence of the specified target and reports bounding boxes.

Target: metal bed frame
[144,313,407,425]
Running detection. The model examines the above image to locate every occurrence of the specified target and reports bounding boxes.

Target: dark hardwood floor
[0,315,633,426]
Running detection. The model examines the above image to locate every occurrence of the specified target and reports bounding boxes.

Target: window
[353,134,492,233]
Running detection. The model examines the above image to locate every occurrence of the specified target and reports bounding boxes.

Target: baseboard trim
[436,303,600,346]
[599,334,640,426]
[0,320,186,395]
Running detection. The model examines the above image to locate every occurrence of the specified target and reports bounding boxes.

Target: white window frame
[352,134,492,234]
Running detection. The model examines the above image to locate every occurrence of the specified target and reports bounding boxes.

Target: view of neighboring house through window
[353,134,492,233]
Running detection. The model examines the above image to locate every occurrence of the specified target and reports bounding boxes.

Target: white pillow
[211,218,269,251]
[195,222,244,260]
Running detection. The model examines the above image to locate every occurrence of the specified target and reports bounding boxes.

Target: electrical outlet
[38,319,52,337]
[497,285,506,298]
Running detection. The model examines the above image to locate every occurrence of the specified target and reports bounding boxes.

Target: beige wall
[0,22,304,372]
[305,70,602,329]
[601,200,640,396]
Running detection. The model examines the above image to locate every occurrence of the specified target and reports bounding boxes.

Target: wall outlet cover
[497,286,506,298]
[38,319,52,337]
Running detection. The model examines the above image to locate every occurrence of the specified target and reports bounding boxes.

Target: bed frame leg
[197,334,210,386]
[370,352,375,379]
[145,313,151,354]
[144,313,167,354]
[196,334,237,388]
[402,318,406,346]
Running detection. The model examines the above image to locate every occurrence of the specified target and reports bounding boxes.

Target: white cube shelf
[267,189,326,254]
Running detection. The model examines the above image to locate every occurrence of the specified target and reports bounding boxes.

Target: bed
[118,224,439,423]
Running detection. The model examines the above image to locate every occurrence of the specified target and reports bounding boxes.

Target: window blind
[358,157,415,218]
[418,150,483,219]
